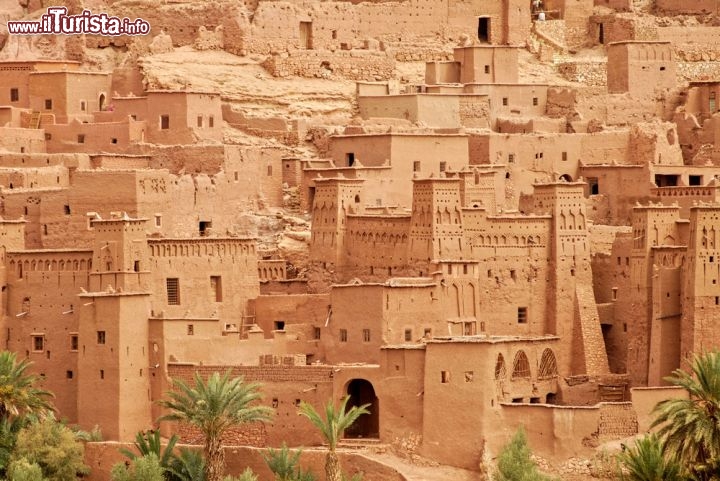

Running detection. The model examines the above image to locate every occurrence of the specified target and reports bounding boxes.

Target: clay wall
[421,338,560,468]
[343,215,411,273]
[251,293,330,340]
[630,386,687,432]
[579,165,650,224]
[262,50,395,81]
[44,119,145,154]
[28,72,112,123]
[0,63,34,108]
[453,46,519,84]
[655,0,719,14]
[3,249,93,423]
[607,42,675,100]
[145,92,223,145]
[164,363,334,447]
[0,127,46,154]
[147,238,259,323]
[84,443,404,481]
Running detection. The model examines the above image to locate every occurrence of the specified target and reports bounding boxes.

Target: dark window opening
[274,321,285,331]
[655,174,679,187]
[199,221,211,237]
[689,175,703,186]
[340,329,347,342]
[484,65,490,74]
[598,23,604,44]
[66,370,73,379]
[10,88,19,102]
[197,116,203,128]
[588,177,599,195]
[166,278,180,305]
[413,161,420,172]
[502,97,508,106]
[313,327,321,340]
[70,335,78,351]
[532,97,538,106]
[440,161,446,172]
[187,324,194,335]
[134,261,140,272]
[44,99,52,110]
[363,329,370,342]
[32,336,43,352]
[211,276,222,301]
[300,21,313,49]
[111,138,117,144]
[209,116,214,128]
[77,134,85,144]
[64,205,70,215]
[404,328,413,342]
[518,307,528,324]
[97,331,106,344]
[478,17,490,43]
[346,152,355,166]
[441,371,450,383]
[100,369,104,379]
[160,115,170,130]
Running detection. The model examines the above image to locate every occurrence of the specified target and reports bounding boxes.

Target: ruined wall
[261,50,395,81]
[0,127,46,154]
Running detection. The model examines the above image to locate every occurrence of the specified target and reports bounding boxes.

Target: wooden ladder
[29,111,41,129]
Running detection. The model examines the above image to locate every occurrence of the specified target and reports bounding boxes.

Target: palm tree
[298,396,369,481]
[0,351,53,422]
[651,350,720,481]
[617,434,682,481]
[120,430,179,475]
[158,371,273,481]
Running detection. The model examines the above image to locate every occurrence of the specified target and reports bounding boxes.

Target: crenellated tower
[533,181,609,376]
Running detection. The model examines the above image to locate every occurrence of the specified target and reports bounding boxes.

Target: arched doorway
[344,379,379,439]
[99,93,106,111]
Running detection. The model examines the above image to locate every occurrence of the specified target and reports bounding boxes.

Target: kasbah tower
[1,0,720,477]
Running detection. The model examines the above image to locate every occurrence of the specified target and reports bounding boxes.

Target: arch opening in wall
[538,348,558,380]
[559,174,573,182]
[495,353,506,380]
[99,93,106,111]
[511,351,531,379]
[344,379,378,439]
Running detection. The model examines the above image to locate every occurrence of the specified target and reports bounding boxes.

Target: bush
[10,418,89,481]
[494,427,554,481]
[7,458,45,481]
[222,468,258,481]
[112,453,165,481]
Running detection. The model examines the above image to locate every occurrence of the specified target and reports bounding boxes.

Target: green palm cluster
[619,350,720,481]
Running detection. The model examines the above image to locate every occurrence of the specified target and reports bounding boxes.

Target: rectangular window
[339,329,348,342]
[80,100,86,111]
[465,371,474,382]
[502,97,508,106]
[441,371,450,383]
[313,327,321,340]
[155,214,162,227]
[518,307,528,324]
[346,153,355,166]
[166,278,180,305]
[267,165,272,176]
[77,134,85,144]
[197,115,203,128]
[413,161,420,172]
[64,204,70,215]
[404,328,413,342]
[424,328,432,338]
[44,99,52,110]
[463,322,476,335]
[363,329,371,342]
[274,321,285,330]
[508,153,515,163]
[160,115,169,130]
[70,334,78,351]
[187,324,194,336]
[209,116,214,128]
[97,330,106,344]
[562,151,568,161]
[484,65,490,74]
[439,161,446,172]
[32,335,44,352]
[66,370,73,379]
[100,369,104,379]
[532,97,539,106]
[10,88,19,102]
[210,276,222,302]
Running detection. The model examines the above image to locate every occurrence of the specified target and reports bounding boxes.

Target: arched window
[512,351,531,379]
[494,353,506,380]
[538,348,558,380]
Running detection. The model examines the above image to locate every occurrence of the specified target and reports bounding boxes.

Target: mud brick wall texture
[262,50,395,81]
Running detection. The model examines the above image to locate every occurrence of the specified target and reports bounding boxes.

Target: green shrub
[494,426,554,481]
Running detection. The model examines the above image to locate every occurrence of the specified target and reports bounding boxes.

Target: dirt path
[361,452,484,481]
